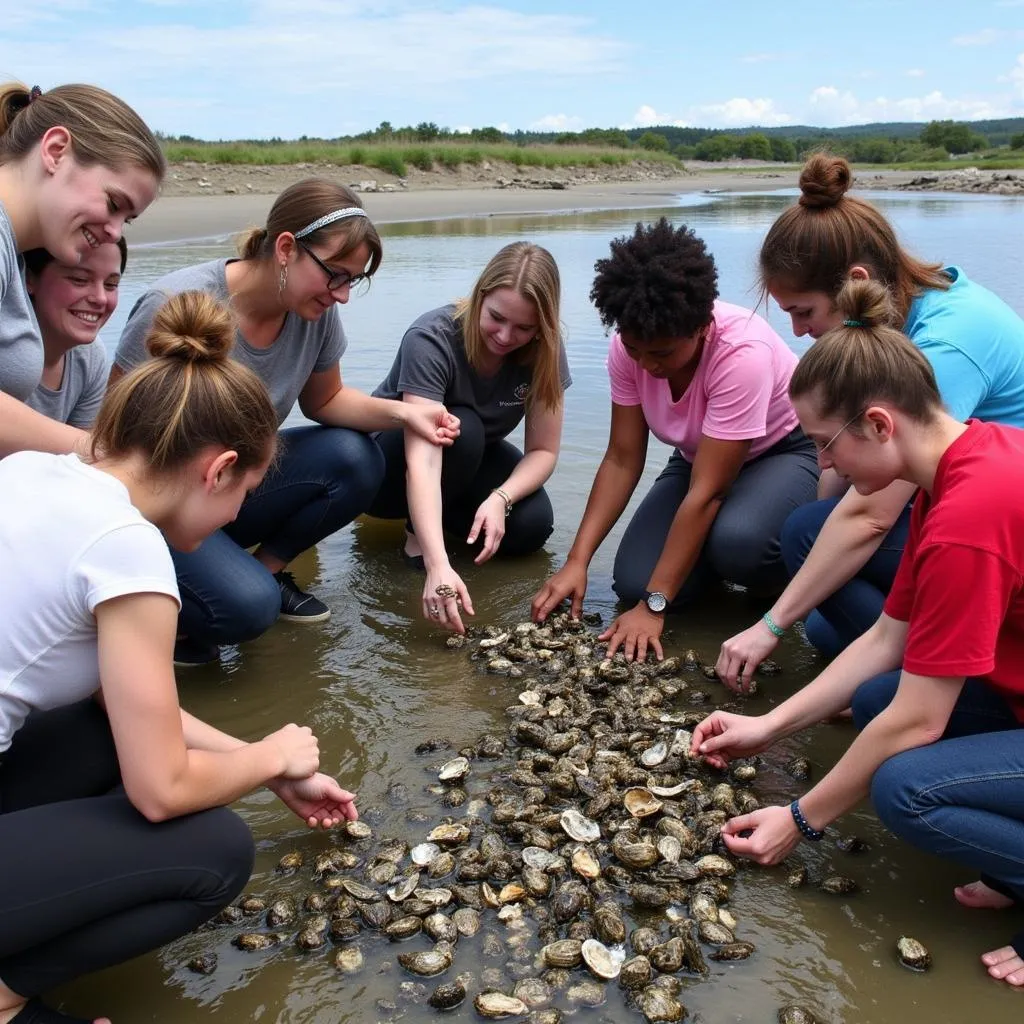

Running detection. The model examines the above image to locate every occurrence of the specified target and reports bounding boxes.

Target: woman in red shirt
[693,277,1024,987]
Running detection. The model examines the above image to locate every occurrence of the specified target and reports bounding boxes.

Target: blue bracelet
[762,611,786,638]
[790,800,824,842]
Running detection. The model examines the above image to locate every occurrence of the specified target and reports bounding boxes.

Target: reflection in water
[61,192,1024,1023]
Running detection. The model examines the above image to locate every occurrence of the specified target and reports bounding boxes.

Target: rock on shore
[857,167,1024,196]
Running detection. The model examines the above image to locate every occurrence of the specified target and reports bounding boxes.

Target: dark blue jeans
[612,427,820,607]
[173,425,384,646]
[369,406,554,557]
[853,671,1024,903]
[781,497,912,657]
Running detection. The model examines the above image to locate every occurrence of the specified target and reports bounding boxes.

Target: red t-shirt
[884,420,1024,721]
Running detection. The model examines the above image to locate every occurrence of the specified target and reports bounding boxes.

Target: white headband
[294,207,368,239]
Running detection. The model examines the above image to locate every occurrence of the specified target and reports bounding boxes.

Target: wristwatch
[642,590,668,614]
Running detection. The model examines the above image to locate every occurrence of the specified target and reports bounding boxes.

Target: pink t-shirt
[607,300,800,462]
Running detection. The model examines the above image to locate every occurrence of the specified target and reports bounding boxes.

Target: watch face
[646,591,668,614]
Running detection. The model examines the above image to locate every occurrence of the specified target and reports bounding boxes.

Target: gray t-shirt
[26,342,109,428]
[114,259,348,426]
[373,305,571,445]
[0,201,43,401]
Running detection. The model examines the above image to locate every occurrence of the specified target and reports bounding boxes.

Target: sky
[3,0,1024,140]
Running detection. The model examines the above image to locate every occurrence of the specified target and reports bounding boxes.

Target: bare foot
[982,945,1024,985]
[955,880,1015,910]
[404,531,423,560]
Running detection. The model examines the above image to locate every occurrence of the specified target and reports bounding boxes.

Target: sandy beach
[131,164,1001,246]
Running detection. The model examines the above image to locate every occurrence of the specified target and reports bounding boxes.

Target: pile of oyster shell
[192,613,877,1023]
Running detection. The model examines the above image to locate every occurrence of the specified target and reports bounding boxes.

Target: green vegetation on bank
[162,140,682,177]
[160,116,1024,172]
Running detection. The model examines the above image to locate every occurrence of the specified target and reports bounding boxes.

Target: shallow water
[63,191,1024,1022]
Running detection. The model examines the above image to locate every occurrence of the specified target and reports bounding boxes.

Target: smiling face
[38,134,158,265]
[284,237,371,321]
[618,327,706,381]
[478,288,539,363]
[27,243,122,351]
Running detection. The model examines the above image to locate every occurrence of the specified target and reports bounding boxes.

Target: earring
[278,263,288,295]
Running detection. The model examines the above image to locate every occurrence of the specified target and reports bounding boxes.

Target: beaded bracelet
[762,611,786,638]
[790,800,824,842]
[492,487,513,518]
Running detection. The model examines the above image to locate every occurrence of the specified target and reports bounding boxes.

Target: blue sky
[3,0,1024,139]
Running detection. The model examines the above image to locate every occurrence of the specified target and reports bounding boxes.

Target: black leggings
[0,700,254,997]
[369,406,554,556]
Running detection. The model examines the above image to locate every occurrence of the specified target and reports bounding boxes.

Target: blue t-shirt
[907,267,1024,425]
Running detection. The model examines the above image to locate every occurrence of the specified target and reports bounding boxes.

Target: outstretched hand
[531,560,588,622]
[599,604,664,663]
[270,773,358,829]
[690,709,774,770]
[716,617,780,693]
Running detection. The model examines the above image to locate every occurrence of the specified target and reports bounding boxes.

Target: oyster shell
[618,954,652,990]
[710,942,755,961]
[397,947,453,977]
[411,842,440,866]
[820,875,859,895]
[474,992,529,1018]
[428,823,471,846]
[560,809,600,842]
[582,938,625,979]
[639,741,668,767]
[387,872,421,902]
[778,1007,818,1024]
[334,947,364,973]
[386,915,423,941]
[438,756,470,781]
[695,854,736,878]
[637,985,685,1022]
[571,847,602,879]
[276,851,303,874]
[429,980,467,1010]
[623,787,663,818]
[542,938,584,968]
[896,936,931,970]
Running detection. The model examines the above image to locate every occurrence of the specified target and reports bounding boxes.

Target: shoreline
[129,166,1020,246]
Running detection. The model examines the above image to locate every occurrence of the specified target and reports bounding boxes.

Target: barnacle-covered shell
[233,932,285,951]
[428,823,471,846]
[341,879,380,902]
[710,941,756,961]
[695,854,736,878]
[428,980,467,1010]
[453,907,482,936]
[697,920,735,945]
[787,865,808,888]
[265,898,296,927]
[778,1006,818,1024]
[618,955,653,990]
[424,912,459,943]
[820,875,859,895]
[637,985,685,1022]
[276,851,303,874]
[649,937,684,974]
[612,833,659,870]
[334,947,364,973]
[386,915,423,941]
[896,936,931,970]
[187,953,218,974]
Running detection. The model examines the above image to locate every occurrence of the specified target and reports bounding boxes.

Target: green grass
[161,139,683,174]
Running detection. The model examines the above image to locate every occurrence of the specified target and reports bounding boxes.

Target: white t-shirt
[0,452,180,752]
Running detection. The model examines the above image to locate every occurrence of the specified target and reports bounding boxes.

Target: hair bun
[798,153,852,210]
[146,290,235,364]
[834,277,897,331]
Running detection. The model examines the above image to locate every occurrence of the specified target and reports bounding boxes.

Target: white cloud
[622,105,689,128]
[808,84,1010,124]
[739,52,783,64]
[1011,53,1024,98]
[689,97,792,126]
[953,27,1002,45]
[905,68,927,78]
[2,2,630,137]
[529,113,585,132]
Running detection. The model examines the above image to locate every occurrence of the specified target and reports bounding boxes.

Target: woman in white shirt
[0,289,357,1024]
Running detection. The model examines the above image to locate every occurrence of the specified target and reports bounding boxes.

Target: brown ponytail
[760,153,949,323]
[0,80,164,180]
[789,278,942,425]
[92,291,277,474]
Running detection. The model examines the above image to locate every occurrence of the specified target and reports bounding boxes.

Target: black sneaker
[275,571,331,623]
[173,636,220,667]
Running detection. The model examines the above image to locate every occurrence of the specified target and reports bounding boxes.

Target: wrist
[564,550,591,570]
[789,799,825,841]
[762,610,786,638]
[258,739,287,779]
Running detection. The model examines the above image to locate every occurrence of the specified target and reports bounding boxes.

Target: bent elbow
[124,780,180,823]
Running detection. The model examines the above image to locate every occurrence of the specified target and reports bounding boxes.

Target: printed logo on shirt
[499,382,531,407]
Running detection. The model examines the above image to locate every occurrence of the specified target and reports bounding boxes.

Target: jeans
[369,406,554,557]
[174,425,384,646]
[612,427,820,608]
[0,701,253,996]
[853,671,1024,906]
[780,497,912,657]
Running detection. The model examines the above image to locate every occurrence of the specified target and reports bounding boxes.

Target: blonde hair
[789,278,943,426]
[455,242,563,411]
[760,153,949,323]
[92,291,278,474]
[0,81,164,180]
[238,177,382,275]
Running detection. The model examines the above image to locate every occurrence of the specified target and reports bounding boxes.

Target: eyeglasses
[298,241,366,292]
[816,409,866,454]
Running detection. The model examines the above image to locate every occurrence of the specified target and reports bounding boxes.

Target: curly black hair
[590,218,719,341]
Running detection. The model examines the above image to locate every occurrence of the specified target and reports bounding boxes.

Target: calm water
[64,191,1024,1023]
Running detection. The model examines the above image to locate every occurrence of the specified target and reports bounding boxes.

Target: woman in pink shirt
[532,219,818,660]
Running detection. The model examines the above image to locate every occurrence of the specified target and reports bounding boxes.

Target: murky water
[62,192,1024,1022]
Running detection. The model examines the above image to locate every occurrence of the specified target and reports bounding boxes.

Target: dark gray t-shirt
[115,259,348,426]
[0,201,44,401]
[373,305,571,445]
[26,342,108,428]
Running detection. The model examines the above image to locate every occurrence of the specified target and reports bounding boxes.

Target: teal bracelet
[762,611,786,638]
